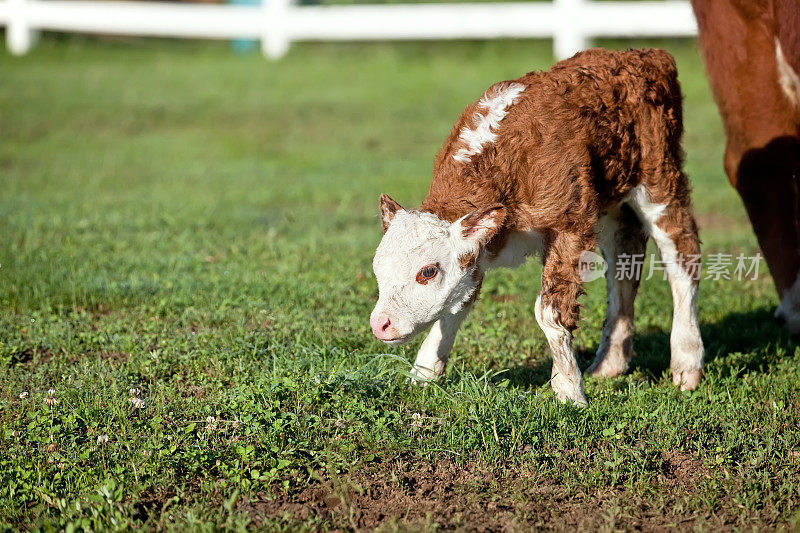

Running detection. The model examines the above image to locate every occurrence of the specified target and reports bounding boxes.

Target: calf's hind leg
[629,186,704,390]
[586,205,648,378]
[535,232,593,406]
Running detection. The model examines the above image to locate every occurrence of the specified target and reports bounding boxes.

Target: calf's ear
[458,204,506,247]
[379,194,404,233]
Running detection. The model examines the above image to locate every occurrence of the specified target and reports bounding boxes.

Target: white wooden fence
[0,0,697,59]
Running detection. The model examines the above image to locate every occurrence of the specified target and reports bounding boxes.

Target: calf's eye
[416,264,439,285]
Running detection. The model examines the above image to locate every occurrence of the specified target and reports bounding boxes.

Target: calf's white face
[370,194,505,344]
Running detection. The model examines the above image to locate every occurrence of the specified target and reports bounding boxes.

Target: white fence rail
[0,0,697,59]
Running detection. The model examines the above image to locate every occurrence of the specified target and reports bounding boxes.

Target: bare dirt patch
[238,457,732,531]
[11,346,130,367]
[660,450,712,485]
[132,487,173,524]
[12,347,56,366]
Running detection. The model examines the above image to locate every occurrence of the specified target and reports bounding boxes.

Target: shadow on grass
[499,307,796,390]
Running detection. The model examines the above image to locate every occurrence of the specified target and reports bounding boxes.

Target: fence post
[262,0,291,59]
[7,0,38,55]
[553,0,587,60]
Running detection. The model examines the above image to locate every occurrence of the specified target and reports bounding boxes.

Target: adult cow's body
[691,0,800,331]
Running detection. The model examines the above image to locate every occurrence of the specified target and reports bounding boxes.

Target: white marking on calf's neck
[453,82,526,163]
[776,38,800,109]
[486,228,544,270]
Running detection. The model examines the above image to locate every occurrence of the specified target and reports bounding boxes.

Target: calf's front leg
[535,295,587,406]
[535,233,591,407]
[409,304,472,384]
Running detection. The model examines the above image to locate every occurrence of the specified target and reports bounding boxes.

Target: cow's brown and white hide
[370,48,705,405]
[691,0,800,335]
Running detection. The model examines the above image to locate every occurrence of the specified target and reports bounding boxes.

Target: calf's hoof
[584,352,628,379]
[552,373,589,407]
[553,385,589,408]
[406,365,442,386]
[556,392,589,408]
[672,369,702,391]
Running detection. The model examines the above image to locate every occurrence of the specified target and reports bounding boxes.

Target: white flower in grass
[129,397,145,409]
[19,391,28,399]
[410,412,423,429]
[44,389,58,407]
[97,434,109,444]
[206,416,218,432]
[127,387,144,408]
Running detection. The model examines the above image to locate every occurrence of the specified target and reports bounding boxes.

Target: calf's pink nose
[370,314,395,340]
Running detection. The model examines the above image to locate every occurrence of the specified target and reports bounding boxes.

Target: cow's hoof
[584,354,628,378]
[554,389,589,408]
[406,374,432,387]
[406,366,441,386]
[673,369,703,391]
[558,395,589,408]
[774,302,800,340]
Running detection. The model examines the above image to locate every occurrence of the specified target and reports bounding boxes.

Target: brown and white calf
[369,48,705,406]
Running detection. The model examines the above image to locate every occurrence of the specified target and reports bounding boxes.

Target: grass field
[1,36,799,531]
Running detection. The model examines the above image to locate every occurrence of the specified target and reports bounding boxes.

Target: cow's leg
[586,205,648,378]
[408,295,477,384]
[692,0,800,335]
[536,232,592,406]
[732,139,800,335]
[629,186,705,390]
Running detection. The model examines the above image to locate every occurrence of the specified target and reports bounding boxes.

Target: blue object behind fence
[229,0,260,53]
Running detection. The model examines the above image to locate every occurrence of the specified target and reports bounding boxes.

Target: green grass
[1,36,798,530]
